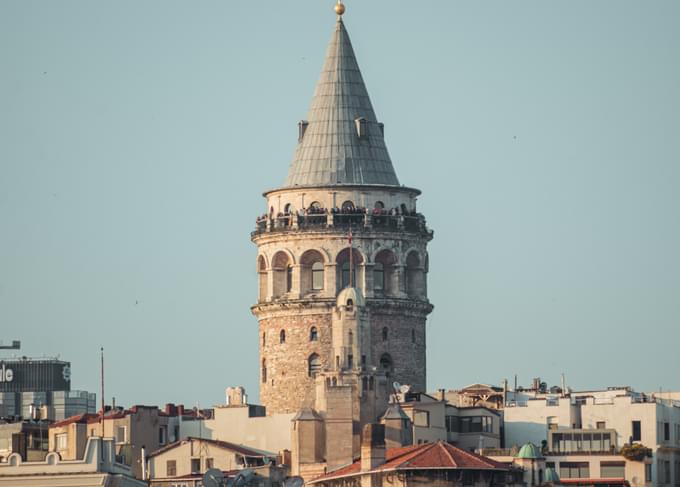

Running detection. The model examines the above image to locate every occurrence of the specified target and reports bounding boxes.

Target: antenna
[203,468,226,487]
[100,347,105,438]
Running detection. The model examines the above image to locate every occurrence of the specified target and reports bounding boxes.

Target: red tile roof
[561,479,629,486]
[50,413,101,428]
[310,441,512,483]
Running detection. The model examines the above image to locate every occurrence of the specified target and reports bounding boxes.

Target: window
[262,332,266,346]
[341,200,354,210]
[115,426,127,443]
[284,203,293,214]
[414,410,430,427]
[374,263,384,291]
[191,458,201,473]
[312,262,324,290]
[374,201,384,209]
[596,421,606,429]
[663,460,671,484]
[310,326,318,341]
[664,422,671,441]
[347,354,353,368]
[560,462,590,479]
[167,459,177,477]
[632,420,641,442]
[348,330,353,345]
[56,433,67,450]
[310,201,321,210]
[600,462,625,478]
[159,425,167,445]
[646,463,653,482]
[341,261,354,288]
[261,359,267,383]
[308,353,321,377]
[446,416,460,433]
[279,330,286,344]
[379,353,393,374]
[286,265,293,292]
[411,329,416,343]
[382,327,388,341]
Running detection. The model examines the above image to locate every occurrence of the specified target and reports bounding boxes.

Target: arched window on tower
[279,330,286,344]
[310,326,318,342]
[262,332,266,347]
[374,262,385,292]
[411,328,416,343]
[261,359,267,383]
[308,353,321,377]
[382,327,389,342]
[380,353,393,375]
[312,262,324,290]
[341,200,355,211]
[348,330,353,345]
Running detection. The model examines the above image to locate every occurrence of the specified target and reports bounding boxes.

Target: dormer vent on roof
[284,19,399,187]
[355,117,368,139]
[298,120,309,142]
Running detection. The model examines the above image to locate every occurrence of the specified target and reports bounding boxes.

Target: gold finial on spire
[334,1,346,16]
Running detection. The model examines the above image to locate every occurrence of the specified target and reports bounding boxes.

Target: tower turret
[251,10,433,417]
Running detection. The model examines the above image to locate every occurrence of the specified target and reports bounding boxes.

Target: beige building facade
[0,436,144,487]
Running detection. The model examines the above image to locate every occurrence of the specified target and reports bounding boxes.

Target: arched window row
[257,248,428,300]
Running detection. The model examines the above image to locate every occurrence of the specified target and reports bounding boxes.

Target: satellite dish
[392,381,401,393]
[203,469,225,487]
[399,384,411,394]
[285,477,305,487]
[234,469,255,487]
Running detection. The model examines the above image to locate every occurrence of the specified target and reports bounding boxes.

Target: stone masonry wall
[259,308,333,414]
[369,307,427,393]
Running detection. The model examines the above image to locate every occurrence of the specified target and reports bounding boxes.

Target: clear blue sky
[1,1,679,408]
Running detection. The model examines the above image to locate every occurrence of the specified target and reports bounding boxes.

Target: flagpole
[349,225,353,288]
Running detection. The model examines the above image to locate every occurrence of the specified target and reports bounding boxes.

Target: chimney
[361,424,386,472]
[438,389,446,401]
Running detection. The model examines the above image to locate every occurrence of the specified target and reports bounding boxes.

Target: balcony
[252,211,433,238]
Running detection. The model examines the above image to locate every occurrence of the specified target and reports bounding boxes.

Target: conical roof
[284,19,399,188]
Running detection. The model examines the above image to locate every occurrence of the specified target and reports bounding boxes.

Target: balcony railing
[253,212,432,238]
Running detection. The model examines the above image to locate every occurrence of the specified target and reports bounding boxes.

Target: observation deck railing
[252,212,432,238]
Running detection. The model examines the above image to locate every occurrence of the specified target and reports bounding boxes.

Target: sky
[1,1,679,408]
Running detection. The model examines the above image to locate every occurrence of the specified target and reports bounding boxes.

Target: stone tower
[251,11,433,417]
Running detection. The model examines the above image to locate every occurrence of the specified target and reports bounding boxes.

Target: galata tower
[251,4,433,416]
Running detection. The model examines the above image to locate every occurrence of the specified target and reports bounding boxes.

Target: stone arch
[335,247,365,292]
[271,250,294,298]
[257,254,268,302]
[300,249,326,294]
[373,249,398,295]
[405,250,425,298]
[308,353,321,377]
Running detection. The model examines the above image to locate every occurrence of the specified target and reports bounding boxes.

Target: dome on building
[544,467,560,483]
[337,286,365,308]
[516,443,541,459]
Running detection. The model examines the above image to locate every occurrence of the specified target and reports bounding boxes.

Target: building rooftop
[310,441,512,483]
[284,18,399,188]
[147,437,274,459]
